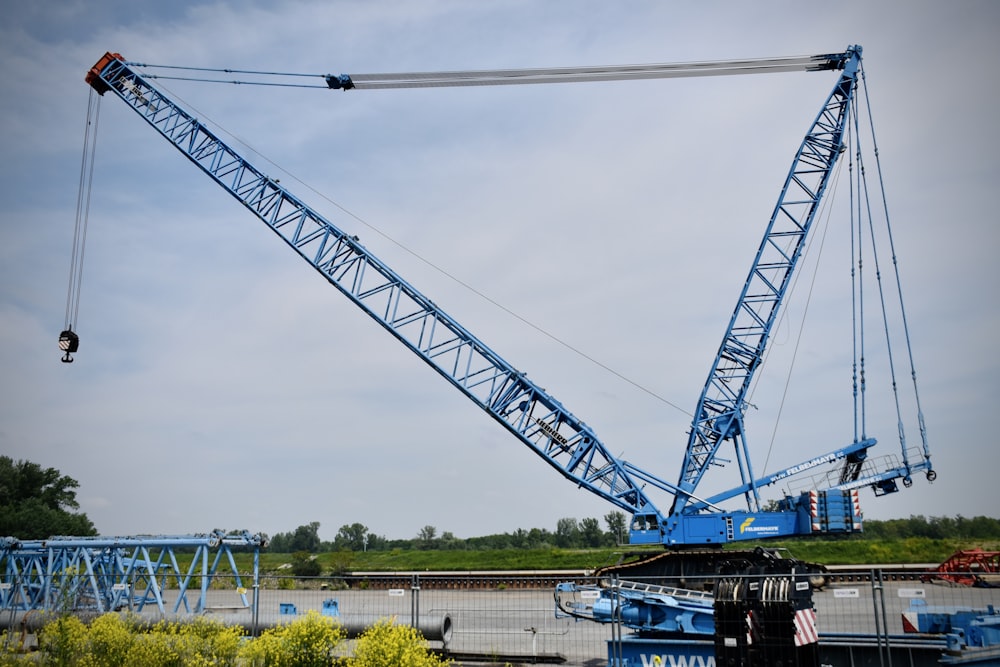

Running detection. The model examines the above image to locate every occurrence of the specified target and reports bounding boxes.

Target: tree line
[266,513,1000,554]
[4,457,999,548]
[861,514,1000,540]
[0,456,96,538]
[266,512,630,553]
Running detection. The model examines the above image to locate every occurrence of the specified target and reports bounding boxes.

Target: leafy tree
[270,522,322,553]
[0,457,97,538]
[291,521,322,552]
[268,532,290,552]
[290,551,321,577]
[334,523,370,551]
[579,517,604,547]
[555,517,580,548]
[417,525,437,549]
[604,511,627,545]
[526,527,553,548]
[510,528,528,548]
[437,531,465,550]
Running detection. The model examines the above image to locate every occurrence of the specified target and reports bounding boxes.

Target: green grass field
[245,537,998,574]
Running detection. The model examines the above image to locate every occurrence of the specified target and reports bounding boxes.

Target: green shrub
[349,618,452,667]
[37,614,90,666]
[0,630,33,665]
[126,618,243,666]
[239,610,345,666]
[27,611,444,667]
[290,551,322,578]
[33,614,245,667]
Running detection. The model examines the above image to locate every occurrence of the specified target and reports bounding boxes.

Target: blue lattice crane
[77,47,933,561]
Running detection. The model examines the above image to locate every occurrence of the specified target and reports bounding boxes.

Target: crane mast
[82,46,933,549]
[672,49,861,516]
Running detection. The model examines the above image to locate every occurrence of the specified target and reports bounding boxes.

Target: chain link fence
[3,569,998,665]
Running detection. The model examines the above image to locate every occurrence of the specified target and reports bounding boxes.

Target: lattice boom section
[92,57,654,517]
[678,59,857,494]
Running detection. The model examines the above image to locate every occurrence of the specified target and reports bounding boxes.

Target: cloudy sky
[1,1,997,543]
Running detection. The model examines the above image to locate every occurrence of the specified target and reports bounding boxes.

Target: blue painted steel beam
[0,531,263,614]
[686,438,877,512]
[85,52,660,520]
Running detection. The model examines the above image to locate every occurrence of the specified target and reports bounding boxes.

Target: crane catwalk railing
[86,53,660,518]
[673,49,861,512]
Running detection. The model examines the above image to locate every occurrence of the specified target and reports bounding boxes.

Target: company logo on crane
[739,518,779,535]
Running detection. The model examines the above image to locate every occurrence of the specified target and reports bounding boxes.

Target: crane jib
[85,51,659,523]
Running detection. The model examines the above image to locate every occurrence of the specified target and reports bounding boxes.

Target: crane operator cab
[630,513,663,545]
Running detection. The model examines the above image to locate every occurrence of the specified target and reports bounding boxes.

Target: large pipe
[5,610,453,645]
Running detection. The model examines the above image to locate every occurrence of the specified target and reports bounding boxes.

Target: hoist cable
[61,89,101,362]
[65,90,101,331]
[136,74,328,89]
[123,63,321,77]
[156,80,690,416]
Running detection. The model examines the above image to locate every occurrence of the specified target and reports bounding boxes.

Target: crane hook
[58,329,80,363]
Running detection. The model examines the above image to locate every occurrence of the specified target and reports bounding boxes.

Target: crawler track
[339,565,930,590]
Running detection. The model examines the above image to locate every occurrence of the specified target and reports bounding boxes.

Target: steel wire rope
[852,84,913,473]
[132,74,328,89]
[62,88,102,361]
[849,129,862,446]
[154,81,690,416]
[852,99,870,445]
[127,52,847,90]
[755,146,847,479]
[858,66,932,470]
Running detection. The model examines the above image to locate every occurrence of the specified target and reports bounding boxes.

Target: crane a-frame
[77,47,934,552]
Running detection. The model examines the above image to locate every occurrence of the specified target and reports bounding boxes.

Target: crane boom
[85,52,661,519]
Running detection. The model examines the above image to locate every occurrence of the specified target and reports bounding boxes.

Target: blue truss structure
[0,531,264,614]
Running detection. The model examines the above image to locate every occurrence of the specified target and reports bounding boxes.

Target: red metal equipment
[923,549,1000,587]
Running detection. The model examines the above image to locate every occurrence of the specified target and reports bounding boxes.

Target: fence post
[870,568,890,667]
[250,548,261,637]
[411,573,421,630]
[877,568,893,667]
[609,573,623,666]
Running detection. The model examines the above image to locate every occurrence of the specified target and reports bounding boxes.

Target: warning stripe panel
[793,608,819,646]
